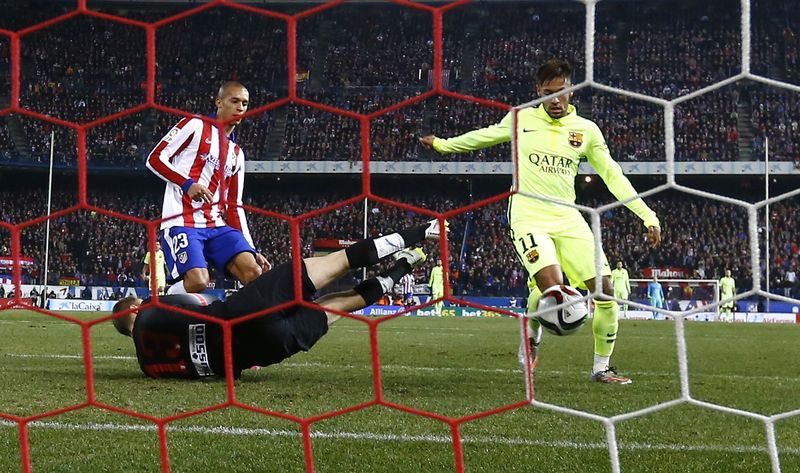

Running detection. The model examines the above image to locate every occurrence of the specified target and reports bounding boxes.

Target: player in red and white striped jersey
[146,81,269,294]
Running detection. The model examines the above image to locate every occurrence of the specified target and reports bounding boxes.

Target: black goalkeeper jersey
[132,294,230,380]
[130,263,329,381]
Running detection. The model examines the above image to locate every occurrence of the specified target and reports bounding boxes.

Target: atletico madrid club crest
[177,252,188,264]
[568,131,583,148]
[526,249,539,263]
[163,127,179,143]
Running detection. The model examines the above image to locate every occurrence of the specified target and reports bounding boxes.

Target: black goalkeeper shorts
[226,261,329,370]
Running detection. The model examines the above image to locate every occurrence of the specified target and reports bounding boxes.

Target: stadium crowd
[1,2,799,303]
[2,182,799,300]
[0,1,797,167]
[282,99,360,162]
[155,8,289,112]
[749,88,800,162]
[467,4,585,104]
[0,122,13,161]
[315,5,432,90]
[20,16,146,124]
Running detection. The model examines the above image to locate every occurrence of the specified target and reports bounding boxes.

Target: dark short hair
[111,296,139,337]
[536,59,573,85]
[217,81,247,99]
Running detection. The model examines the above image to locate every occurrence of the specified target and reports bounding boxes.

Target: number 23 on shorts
[172,233,189,250]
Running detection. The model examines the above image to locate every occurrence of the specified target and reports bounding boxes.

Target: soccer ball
[532,285,588,336]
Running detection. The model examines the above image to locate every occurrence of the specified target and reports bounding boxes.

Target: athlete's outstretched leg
[519,284,543,370]
[586,275,631,384]
[315,248,427,324]
[304,220,443,291]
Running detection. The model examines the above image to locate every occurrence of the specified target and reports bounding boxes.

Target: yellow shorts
[721,294,735,310]
[510,211,610,290]
[614,289,629,301]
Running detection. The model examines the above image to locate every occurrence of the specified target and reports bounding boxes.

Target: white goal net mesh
[513,1,800,472]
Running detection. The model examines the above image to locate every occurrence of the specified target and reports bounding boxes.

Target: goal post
[628,278,720,316]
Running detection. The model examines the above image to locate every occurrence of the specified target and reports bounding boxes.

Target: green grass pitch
[0,309,798,472]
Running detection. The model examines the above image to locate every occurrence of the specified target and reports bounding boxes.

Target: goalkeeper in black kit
[111,220,444,380]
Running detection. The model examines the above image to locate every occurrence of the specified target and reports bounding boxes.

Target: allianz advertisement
[353,305,525,318]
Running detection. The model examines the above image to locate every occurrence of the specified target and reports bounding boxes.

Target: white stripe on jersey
[146,117,250,246]
[162,228,181,280]
[400,274,415,294]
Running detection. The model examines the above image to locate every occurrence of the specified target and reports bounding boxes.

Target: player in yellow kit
[611,261,631,318]
[419,59,661,384]
[142,240,167,295]
[428,258,444,316]
[719,269,736,322]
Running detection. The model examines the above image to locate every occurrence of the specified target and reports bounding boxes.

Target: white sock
[593,355,610,374]
[529,322,543,344]
[373,233,405,259]
[167,280,188,295]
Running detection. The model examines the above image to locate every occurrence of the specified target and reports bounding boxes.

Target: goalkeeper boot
[424,219,449,241]
[591,366,632,385]
[394,247,427,268]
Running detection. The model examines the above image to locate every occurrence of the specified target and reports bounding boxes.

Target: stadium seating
[749,88,800,164]
[0,1,797,295]
[313,5,432,90]
[0,1,797,166]
[0,120,14,161]
[2,181,795,298]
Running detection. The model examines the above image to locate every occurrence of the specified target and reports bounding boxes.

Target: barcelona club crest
[526,249,539,263]
[568,131,583,148]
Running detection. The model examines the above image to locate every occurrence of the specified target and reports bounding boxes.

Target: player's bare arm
[647,225,662,247]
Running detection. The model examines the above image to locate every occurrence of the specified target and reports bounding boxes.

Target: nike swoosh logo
[205,138,213,144]
[522,128,536,133]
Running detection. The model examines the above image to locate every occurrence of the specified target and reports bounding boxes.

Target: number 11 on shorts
[518,233,536,252]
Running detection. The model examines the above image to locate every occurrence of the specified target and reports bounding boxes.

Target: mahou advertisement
[642,267,690,278]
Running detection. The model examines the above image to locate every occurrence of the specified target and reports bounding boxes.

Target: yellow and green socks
[526,285,543,340]
[592,299,619,373]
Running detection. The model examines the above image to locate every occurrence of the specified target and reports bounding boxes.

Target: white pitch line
[7,354,134,361]
[5,354,519,375]
[1,318,792,343]
[340,328,478,336]
[0,419,797,456]
[6,353,800,383]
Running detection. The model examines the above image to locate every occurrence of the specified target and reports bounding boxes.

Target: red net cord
[1,1,531,472]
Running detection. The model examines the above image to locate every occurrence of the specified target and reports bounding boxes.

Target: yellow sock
[526,285,542,334]
[592,300,619,358]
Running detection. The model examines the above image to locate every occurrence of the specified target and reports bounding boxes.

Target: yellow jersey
[432,104,659,229]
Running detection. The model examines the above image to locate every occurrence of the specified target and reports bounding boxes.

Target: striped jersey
[400,273,415,295]
[146,117,253,248]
